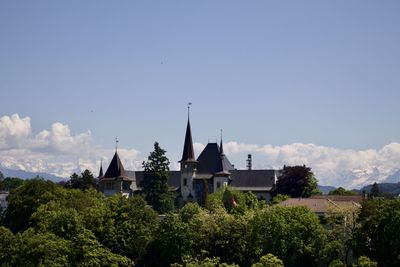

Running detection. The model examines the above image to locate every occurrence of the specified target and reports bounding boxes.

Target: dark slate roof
[180,120,196,162]
[196,143,234,174]
[104,152,128,179]
[127,170,181,190]
[230,170,276,191]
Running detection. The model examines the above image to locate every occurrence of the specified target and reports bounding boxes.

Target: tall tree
[352,199,400,267]
[141,142,173,213]
[369,182,380,198]
[274,165,321,198]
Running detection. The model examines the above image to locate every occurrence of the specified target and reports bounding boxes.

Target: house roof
[103,152,129,179]
[196,143,234,174]
[311,195,363,203]
[180,119,196,162]
[279,197,361,214]
[230,169,275,189]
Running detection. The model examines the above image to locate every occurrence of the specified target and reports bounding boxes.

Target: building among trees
[98,112,279,204]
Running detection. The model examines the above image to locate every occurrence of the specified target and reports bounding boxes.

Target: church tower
[179,105,197,201]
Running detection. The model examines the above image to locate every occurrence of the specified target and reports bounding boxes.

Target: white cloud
[0,114,31,149]
[0,114,143,178]
[222,141,400,188]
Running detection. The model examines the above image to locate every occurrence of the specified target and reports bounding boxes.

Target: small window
[217,182,221,189]
[184,178,187,186]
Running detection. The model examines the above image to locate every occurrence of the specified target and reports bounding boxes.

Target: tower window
[217,182,221,189]
[184,178,187,186]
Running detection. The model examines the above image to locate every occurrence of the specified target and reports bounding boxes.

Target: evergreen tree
[141,142,173,213]
[370,182,380,198]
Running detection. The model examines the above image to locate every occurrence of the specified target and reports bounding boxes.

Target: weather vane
[115,137,119,152]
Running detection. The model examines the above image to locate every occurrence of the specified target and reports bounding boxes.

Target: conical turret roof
[180,119,196,162]
[98,161,104,178]
[104,152,128,178]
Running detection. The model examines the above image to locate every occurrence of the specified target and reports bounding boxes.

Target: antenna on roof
[187,102,192,120]
[115,137,119,152]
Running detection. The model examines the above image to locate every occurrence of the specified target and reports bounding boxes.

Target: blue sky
[1,1,400,187]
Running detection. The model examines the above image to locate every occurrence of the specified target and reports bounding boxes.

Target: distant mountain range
[356,182,400,196]
[0,166,65,182]
[317,185,336,194]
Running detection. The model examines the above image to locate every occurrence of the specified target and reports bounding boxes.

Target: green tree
[369,182,380,198]
[274,165,321,198]
[141,142,173,213]
[352,199,400,267]
[2,178,61,232]
[0,177,24,191]
[70,229,133,267]
[146,214,193,266]
[104,194,158,262]
[323,202,360,266]
[65,169,97,190]
[328,187,357,196]
[252,254,284,267]
[271,194,290,205]
[250,206,327,267]
[352,256,377,267]
[0,227,71,267]
[172,256,239,267]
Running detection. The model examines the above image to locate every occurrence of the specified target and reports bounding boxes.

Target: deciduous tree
[274,165,321,198]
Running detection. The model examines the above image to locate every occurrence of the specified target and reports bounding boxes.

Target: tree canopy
[328,187,357,196]
[273,165,321,198]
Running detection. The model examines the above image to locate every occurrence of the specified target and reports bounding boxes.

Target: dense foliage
[273,165,321,197]
[1,177,395,266]
[328,187,357,196]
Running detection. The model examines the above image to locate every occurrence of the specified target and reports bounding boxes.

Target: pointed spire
[180,103,196,162]
[215,129,230,175]
[180,118,195,162]
[104,151,127,178]
[219,129,224,155]
[99,159,104,178]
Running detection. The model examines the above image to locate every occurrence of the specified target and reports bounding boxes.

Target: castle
[98,113,278,203]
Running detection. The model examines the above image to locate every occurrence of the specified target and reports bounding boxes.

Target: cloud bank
[0,114,399,188]
[222,141,400,188]
[0,114,142,178]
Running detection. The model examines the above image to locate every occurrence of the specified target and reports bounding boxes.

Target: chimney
[246,154,252,170]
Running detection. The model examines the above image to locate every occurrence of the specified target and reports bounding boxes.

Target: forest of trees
[0,177,398,266]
